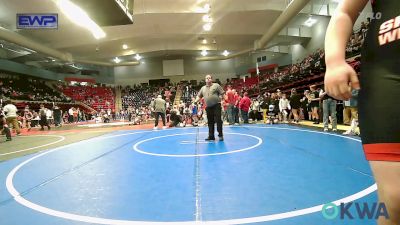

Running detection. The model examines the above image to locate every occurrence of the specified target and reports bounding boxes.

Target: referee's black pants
[154,112,166,127]
[206,103,223,138]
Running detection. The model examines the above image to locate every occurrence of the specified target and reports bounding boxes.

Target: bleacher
[62,86,115,111]
[0,74,70,103]
[229,48,360,96]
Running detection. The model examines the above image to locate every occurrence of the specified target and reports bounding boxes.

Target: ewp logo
[17,14,58,29]
[322,202,389,220]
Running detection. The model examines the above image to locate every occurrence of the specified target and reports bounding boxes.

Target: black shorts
[359,62,400,161]
[309,102,319,109]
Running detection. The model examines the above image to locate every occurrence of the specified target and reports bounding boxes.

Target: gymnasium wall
[291,16,330,62]
[114,57,236,85]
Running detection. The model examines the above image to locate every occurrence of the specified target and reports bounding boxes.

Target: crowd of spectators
[121,85,160,109]
[181,83,201,104]
[0,74,71,103]
[256,49,326,93]
[226,20,368,97]
[60,84,115,111]
[346,20,369,58]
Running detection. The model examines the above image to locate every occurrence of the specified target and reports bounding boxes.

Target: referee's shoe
[205,137,215,141]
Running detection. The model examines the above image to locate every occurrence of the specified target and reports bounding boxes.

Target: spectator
[308,85,320,124]
[152,95,167,130]
[289,88,301,123]
[279,93,291,123]
[53,105,62,127]
[343,89,359,125]
[239,92,251,124]
[23,106,33,131]
[39,104,51,131]
[0,110,12,141]
[3,100,20,135]
[320,89,337,132]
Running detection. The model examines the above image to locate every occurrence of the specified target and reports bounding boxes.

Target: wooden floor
[298,120,350,131]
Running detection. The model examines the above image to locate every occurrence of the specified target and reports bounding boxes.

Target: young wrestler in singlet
[325,1,400,224]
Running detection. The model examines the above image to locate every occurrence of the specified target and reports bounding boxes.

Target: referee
[195,74,225,141]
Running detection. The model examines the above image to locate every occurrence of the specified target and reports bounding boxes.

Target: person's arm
[194,87,203,103]
[319,89,327,98]
[311,96,320,101]
[217,84,225,102]
[324,0,368,100]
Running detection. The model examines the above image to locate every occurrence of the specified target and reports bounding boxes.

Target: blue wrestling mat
[0,125,378,225]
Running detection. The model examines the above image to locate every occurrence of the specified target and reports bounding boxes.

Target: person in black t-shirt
[308,85,320,124]
[289,88,302,123]
[53,105,62,127]
[325,0,400,224]
[39,104,50,131]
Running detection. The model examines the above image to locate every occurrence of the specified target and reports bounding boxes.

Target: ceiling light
[202,14,212,23]
[202,39,207,44]
[222,50,229,56]
[114,57,121,63]
[57,0,106,39]
[304,17,317,27]
[122,44,128,49]
[201,49,208,56]
[134,54,142,60]
[204,3,211,13]
[203,23,212,31]
[193,7,206,13]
